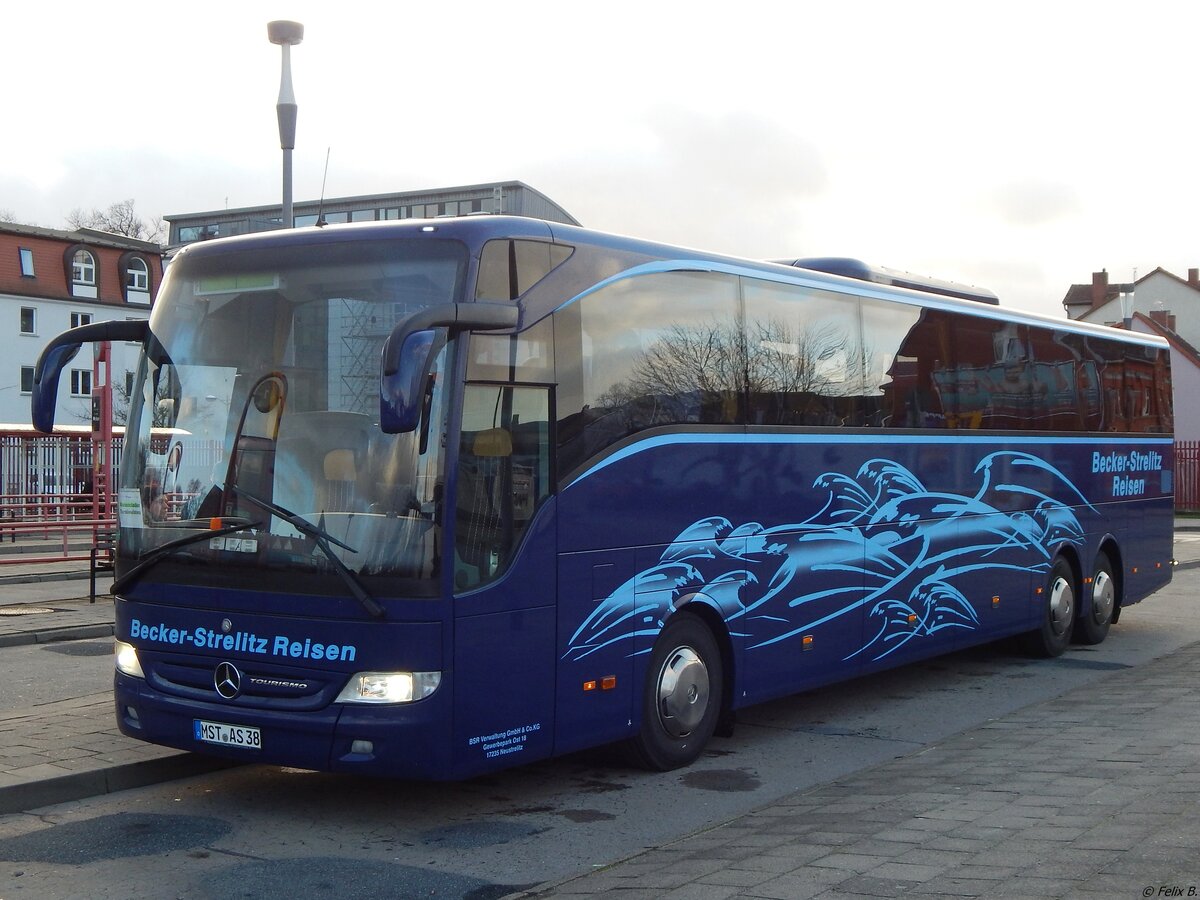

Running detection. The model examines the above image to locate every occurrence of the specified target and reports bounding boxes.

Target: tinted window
[556,270,740,474]
[1076,334,1172,434]
[466,316,554,384]
[743,280,862,426]
[476,240,573,301]
[860,298,923,428]
[456,384,551,591]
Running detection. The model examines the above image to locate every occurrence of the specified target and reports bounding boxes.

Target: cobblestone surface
[523,637,1200,899]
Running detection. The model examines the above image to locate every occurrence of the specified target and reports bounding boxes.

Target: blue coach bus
[33,216,1174,778]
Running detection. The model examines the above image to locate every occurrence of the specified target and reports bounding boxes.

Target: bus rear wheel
[1074,551,1116,645]
[1020,557,1076,658]
[625,613,722,771]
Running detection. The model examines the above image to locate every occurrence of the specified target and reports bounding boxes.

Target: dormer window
[120,252,152,304]
[126,257,149,292]
[71,249,98,298]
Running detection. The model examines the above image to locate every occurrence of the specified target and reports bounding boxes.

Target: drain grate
[0,606,57,616]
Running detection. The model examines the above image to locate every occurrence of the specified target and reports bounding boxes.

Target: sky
[2,1,1197,319]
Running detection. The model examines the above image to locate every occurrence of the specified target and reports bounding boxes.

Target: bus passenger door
[451,384,557,776]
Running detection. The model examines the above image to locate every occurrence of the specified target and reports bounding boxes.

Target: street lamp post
[267,20,304,229]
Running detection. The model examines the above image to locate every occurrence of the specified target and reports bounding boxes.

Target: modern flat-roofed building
[164,180,578,250]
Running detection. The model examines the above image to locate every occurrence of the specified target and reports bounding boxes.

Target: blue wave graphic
[564,452,1090,663]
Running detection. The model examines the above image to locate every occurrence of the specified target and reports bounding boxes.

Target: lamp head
[267,20,304,46]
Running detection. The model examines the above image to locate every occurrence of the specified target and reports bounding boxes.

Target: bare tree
[67,199,165,243]
[0,208,17,223]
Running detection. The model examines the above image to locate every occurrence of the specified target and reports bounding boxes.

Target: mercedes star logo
[214,662,242,700]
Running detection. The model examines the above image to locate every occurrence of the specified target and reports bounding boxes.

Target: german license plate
[194,719,262,749]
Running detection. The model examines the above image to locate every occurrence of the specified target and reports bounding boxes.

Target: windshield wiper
[112,520,262,595]
[231,488,357,553]
[232,488,385,620]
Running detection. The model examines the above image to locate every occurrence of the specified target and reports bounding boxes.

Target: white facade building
[1,222,162,428]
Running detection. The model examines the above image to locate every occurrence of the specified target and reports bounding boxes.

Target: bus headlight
[115,641,145,678]
[335,671,441,704]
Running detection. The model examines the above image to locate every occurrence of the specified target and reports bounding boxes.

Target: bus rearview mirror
[379,302,519,434]
[380,329,437,433]
[31,320,150,433]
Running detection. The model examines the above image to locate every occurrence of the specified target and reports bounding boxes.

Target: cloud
[989,180,1082,227]
[531,109,828,259]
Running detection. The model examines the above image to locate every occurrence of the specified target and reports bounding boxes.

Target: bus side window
[455,384,551,592]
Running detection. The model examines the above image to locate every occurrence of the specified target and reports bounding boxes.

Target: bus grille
[142,652,344,711]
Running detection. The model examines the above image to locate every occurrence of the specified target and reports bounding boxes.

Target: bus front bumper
[115,672,452,779]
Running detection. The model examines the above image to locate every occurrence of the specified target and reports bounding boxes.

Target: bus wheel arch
[625,608,726,771]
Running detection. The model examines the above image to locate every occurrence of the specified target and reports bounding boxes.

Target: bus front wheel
[1074,551,1116,645]
[626,614,723,771]
[1020,557,1076,658]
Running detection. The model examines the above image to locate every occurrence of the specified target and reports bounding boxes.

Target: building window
[178,224,220,243]
[121,254,151,305]
[20,366,34,394]
[71,312,94,329]
[72,249,98,298]
[20,307,36,335]
[126,257,149,292]
[350,209,376,222]
[70,369,92,397]
[18,248,35,277]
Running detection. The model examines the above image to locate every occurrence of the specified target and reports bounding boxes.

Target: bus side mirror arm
[379,303,518,434]
[380,303,518,376]
[31,320,151,433]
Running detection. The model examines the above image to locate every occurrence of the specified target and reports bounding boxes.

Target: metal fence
[0,431,122,503]
[0,430,122,561]
[1177,441,1200,513]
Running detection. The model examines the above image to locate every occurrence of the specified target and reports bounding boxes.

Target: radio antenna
[315,147,331,227]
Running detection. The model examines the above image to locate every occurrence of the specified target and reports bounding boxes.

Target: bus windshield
[118,237,466,599]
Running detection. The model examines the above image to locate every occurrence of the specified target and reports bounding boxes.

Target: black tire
[1074,551,1116,645]
[625,614,723,771]
[1019,556,1076,658]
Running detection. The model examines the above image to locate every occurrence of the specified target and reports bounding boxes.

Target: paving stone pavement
[0,555,230,814]
[524,638,1200,899]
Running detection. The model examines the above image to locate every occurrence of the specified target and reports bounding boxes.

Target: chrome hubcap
[1048,576,1074,637]
[1092,570,1115,624]
[656,646,710,738]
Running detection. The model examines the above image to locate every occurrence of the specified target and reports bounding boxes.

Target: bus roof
[773,257,1000,305]
[171,216,1167,352]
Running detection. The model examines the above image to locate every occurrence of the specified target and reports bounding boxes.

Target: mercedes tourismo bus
[33,216,1174,779]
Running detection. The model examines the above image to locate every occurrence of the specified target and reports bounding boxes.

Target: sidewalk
[0,556,232,814]
[0,526,1198,900]
[527,639,1200,899]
